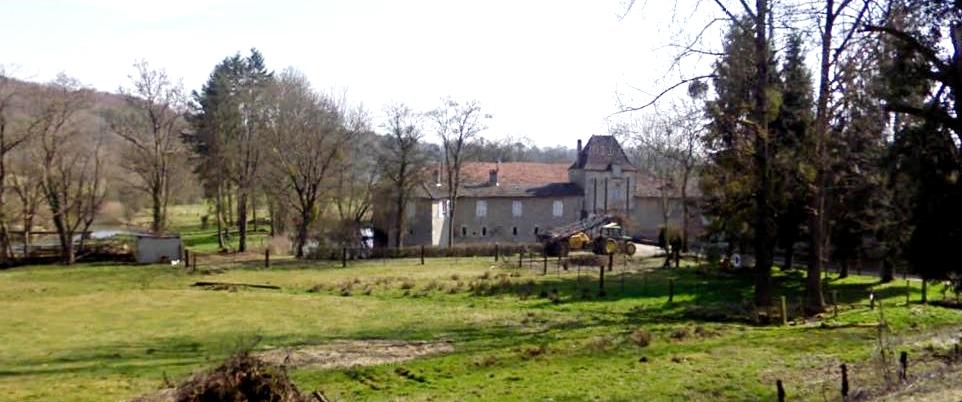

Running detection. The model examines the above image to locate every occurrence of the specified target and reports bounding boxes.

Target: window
[476,200,487,217]
[512,200,523,217]
[461,226,467,237]
[409,229,415,235]
[512,227,518,236]
[481,227,487,236]
[552,200,563,217]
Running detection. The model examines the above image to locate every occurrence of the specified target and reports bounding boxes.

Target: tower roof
[569,135,638,172]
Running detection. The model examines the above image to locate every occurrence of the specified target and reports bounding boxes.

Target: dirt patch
[257,339,454,369]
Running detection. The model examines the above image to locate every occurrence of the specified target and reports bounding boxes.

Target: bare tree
[263,69,348,258]
[107,61,187,233]
[429,98,485,247]
[0,67,32,263]
[381,103,429,248]
[333,106,378,225]
[26,75,105,264]
[624,98,705,251]
[8,148,46,258]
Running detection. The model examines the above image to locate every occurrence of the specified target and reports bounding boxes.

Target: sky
[0,0,719,147]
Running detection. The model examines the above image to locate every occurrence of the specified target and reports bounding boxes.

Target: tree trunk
[216,185,225,250]
[295,209,310,259]
[784,240,795,271]
[681,170,690,252]
[881,256,895,283]
[806,0,836,315]
[839,258,849,279]
[394,190,406,248]
[752,0,775,308]
[151,186,163,234]
[237,191,248,252]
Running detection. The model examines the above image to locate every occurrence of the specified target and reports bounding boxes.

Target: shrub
[399,279,416,290]
[669,327,690,340]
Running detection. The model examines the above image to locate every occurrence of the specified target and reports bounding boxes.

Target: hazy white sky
[1,0,719,147]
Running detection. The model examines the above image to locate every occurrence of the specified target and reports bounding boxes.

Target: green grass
[2,254,960,401]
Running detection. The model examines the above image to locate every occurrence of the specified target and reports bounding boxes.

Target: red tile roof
[439,162,570,186]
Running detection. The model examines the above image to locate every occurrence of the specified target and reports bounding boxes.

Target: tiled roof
[457,162,569,185]
[570,135,638,172]
[418,162,580,199]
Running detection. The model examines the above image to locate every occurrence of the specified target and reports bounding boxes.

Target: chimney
[577,139,582,157]
[489,162,500,186]
[433,168,441,187]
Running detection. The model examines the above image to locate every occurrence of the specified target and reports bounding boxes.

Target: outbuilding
[135,234,183,264]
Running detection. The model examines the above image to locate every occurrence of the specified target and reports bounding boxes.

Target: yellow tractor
[541,216,636,257]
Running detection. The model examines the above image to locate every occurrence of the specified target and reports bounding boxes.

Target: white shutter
[552,200,563,217]
[476,200,487,217]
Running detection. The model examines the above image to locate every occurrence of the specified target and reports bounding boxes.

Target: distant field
[2,253,961,401]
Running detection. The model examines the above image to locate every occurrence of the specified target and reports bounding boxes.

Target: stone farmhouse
[388,135,701,247]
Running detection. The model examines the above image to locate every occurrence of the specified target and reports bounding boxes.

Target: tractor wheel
[624,242,637,256]
[605,239,617,255]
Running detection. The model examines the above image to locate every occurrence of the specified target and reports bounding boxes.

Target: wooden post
[899,351,908,382]
[420,245,425,265]
[922,280,928,304]
[341,247,347,268]
[906,280,911,305]
[265,249,270,268]
[776,380,785,402]
[780,296,787,326]
[542,252,547,275]
[668,278,675,303]
[608,253,614,273]
[184,248,189,264]
[870,292,875,310]
[519,252,523,269]
[192,253,197,270]
[598,263,606,297]
[494,243,499,262]
[840,364,849,399]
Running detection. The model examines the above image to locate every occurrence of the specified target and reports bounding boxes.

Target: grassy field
[2,253,961,401]
[3,204,960,401]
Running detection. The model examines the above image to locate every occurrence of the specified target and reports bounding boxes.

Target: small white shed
[135,235,183,264]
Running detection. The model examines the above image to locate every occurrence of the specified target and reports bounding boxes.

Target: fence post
[897,351,909,381]
[192,253,197,270]
[776,380,785,402]
[265,249,270,268]
[870,292,875,310]
[906,280,911,305]
[780,296,787,326]
[519,252,523,269]
[608,253,613,273]
[840,364,849,399]
[543,253,547,275]
[184,248,189,264]
[668,278,675,303]
[598,263,606,297]
[420,245,425,265]
[495,243,499,262]
[341,247,347,268]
